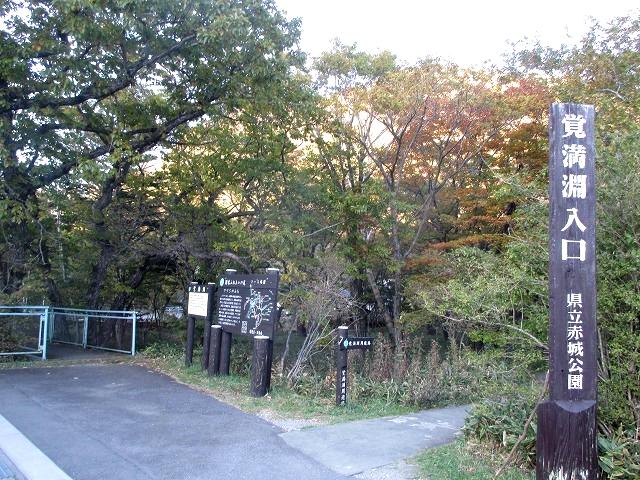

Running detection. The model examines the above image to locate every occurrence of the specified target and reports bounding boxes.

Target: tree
[312,49,526,345]
[0,0,304,305]
[501,13,640,437]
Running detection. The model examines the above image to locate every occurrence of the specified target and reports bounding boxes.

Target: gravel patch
[354,459,419,480]
[255,409,328,431]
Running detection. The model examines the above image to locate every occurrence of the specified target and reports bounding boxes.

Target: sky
[275,0,639,67]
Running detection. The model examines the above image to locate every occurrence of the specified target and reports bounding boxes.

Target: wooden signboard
[536,103,598,479]
[186,282,215,367]
[216,271,279,339]
[187,283,210,318]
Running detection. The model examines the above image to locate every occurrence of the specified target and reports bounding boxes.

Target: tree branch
[439,313,548,352]
[5,33,198,113]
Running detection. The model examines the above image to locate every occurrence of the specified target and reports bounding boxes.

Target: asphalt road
[0,365,346,480]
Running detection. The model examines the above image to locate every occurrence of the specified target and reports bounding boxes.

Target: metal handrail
[52,307,135,315]
[1,305,137,359]
[0,306,49,360]
[50,308,137,356]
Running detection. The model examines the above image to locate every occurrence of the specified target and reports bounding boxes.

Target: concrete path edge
[0,414,72,480]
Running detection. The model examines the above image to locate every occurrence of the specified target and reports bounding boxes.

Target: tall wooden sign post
[536,103,599,479]
[185,282,214,367]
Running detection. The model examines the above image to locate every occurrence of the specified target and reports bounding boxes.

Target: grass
[141,349,416,425]
[416,440,534,480]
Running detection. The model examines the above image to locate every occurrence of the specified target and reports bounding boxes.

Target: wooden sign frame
[536,103,598,479]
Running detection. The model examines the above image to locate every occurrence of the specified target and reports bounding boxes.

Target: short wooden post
[201,316,211,371]
[207,325,222,376]
[335,325,349,406]
[185,315,195,367]
[264,268,280,392]
[201,283,216,370]
[250,335,270,397]
[265,338,274,392]
[219,330,232,375]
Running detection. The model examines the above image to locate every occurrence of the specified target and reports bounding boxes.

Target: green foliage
[416,440,534,480]
[1,0,308,306]
[407,225,549,357]
[0,321,22,354]
[343,334,538,410]
[465,401,640,478]
[141,341,183,361]
[598,433,640,479]
[464,395,538,468]
[313,41,397,91]
[595,130,640,434]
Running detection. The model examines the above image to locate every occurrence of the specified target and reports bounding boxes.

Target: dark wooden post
[264,338,273,391]
[537,103,599,479]
[185,314,195,367]
[219,330,232,375]
[335,325,349,406]
[218,269,236,376]
[201,316,211,370]
[264,268,280,392]
[207,325,222,376]
[250,335,270,397]
[201,283,216,371]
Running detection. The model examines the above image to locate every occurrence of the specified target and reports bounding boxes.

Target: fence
[50,308,137,356]
[0,306,49,360]
[1,306,137,359]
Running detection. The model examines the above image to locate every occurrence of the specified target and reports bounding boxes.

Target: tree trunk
[366,268,401,346]
[85,160,132,309]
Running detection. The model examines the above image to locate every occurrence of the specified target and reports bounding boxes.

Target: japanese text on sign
[549,104,596,400]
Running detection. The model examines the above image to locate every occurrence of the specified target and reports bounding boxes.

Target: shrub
[464,395,537,468]
[598,432,640,480]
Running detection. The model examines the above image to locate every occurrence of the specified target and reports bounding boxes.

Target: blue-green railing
[0,306,50,360]
[1,306,137,359]
[50,308,137,356]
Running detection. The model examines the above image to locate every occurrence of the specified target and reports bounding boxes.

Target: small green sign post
[335,326,374,406]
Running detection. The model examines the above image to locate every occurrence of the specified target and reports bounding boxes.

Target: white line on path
[0,414,73,480]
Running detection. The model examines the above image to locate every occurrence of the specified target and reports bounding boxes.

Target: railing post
[83,315,89,349]
[48,309,55,342]
[131,311,137,356]
[41,307,49,360]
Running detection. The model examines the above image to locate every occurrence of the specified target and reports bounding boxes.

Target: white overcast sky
[275,0,639,67]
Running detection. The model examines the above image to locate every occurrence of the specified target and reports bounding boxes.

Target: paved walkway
[0,365,344,480]
[0,364,468,479]
[281,406,469,476]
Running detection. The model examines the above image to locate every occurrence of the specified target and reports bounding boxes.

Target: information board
[216,271,279,339]
[187,283,210,318]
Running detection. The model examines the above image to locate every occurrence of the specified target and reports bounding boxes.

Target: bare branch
[440,313,548,352]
